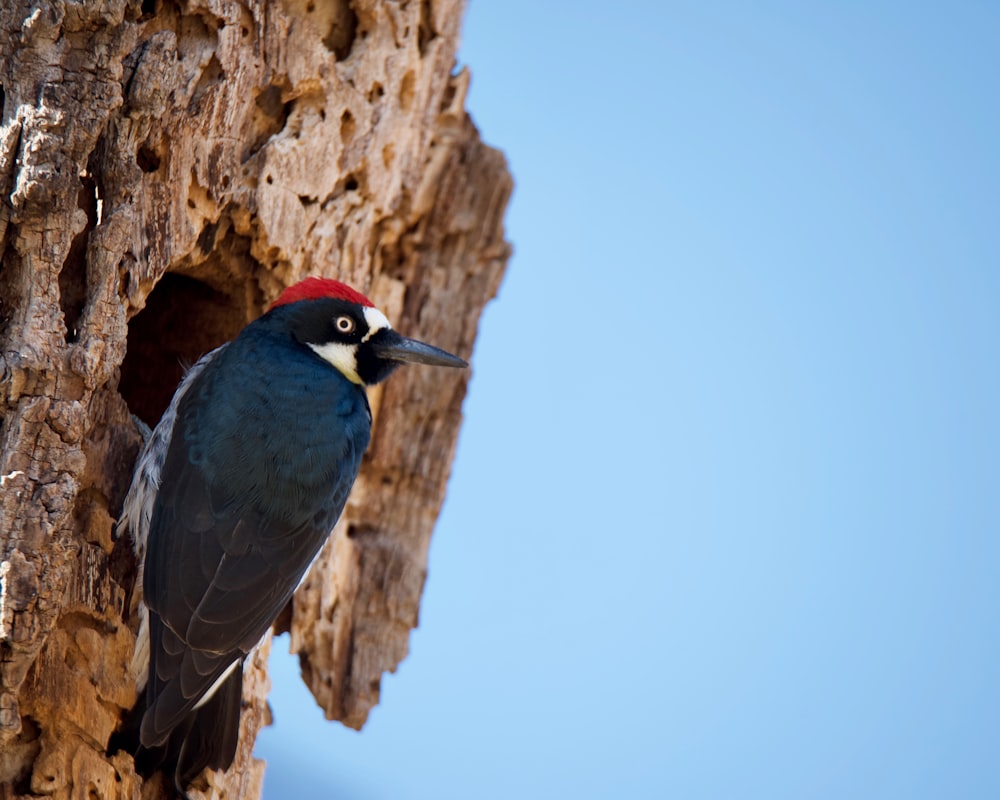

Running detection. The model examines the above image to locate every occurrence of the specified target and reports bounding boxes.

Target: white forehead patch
[361,306,391,341]
[309,341,362,384]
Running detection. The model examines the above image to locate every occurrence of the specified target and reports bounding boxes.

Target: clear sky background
[257,3,1000,798]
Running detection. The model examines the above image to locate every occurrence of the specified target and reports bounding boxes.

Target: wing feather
[139,331,369,749]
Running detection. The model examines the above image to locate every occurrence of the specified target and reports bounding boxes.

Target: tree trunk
[0,1,510,797]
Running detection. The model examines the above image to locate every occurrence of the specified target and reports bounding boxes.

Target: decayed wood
[0,1,510,797]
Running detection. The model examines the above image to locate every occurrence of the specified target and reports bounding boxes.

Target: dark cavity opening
[323,1,358,61]
[119,274,245,427]
[417,0,436,56]
[59,174,100,342]
[136,143,161,173]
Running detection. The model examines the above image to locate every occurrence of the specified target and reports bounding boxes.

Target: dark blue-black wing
[141,465,336,748]
[139,335,369,753]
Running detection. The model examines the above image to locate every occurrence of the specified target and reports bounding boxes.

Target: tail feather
[174,662,243,790]
[109,664,243,798]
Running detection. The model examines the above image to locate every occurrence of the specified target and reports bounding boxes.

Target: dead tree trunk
[0,1,510,797]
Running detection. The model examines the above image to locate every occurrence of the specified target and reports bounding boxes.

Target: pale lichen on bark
[0,1,510,797]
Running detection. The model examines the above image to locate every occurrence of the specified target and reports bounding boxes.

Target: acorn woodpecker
[112,278,466,796]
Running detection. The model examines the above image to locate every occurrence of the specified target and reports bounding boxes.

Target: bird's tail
[108,664,243,799]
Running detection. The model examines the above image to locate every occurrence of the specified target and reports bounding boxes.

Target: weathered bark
[0,1,510,798]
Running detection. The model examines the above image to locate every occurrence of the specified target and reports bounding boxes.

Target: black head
[270,279,467,386]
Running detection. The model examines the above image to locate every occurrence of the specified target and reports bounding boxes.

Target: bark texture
[0,1,510,798]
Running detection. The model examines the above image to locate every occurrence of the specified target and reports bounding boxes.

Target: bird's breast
[185,340,372,523]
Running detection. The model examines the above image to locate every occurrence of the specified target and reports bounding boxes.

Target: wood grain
[0,1,510,796]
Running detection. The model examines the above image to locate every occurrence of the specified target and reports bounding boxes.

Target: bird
[110,277,467,797]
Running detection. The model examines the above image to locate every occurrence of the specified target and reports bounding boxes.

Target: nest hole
[119,274,246,427]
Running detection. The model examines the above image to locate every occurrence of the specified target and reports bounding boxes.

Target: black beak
[372,330,468,369]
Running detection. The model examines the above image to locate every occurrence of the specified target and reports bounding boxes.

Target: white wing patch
[193,659,241,709]
[122,345,228,693]
[121,346,228,567]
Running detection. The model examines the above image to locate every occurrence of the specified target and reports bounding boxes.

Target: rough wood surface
[0,1,510,797]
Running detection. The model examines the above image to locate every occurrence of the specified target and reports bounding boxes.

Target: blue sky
[258,3,1000,798]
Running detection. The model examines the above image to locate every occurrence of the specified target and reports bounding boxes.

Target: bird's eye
[335,315,356,334]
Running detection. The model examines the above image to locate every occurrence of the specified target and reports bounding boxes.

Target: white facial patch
[308,307,392,384]
[309,341,362,384]
[361,306,392,341]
